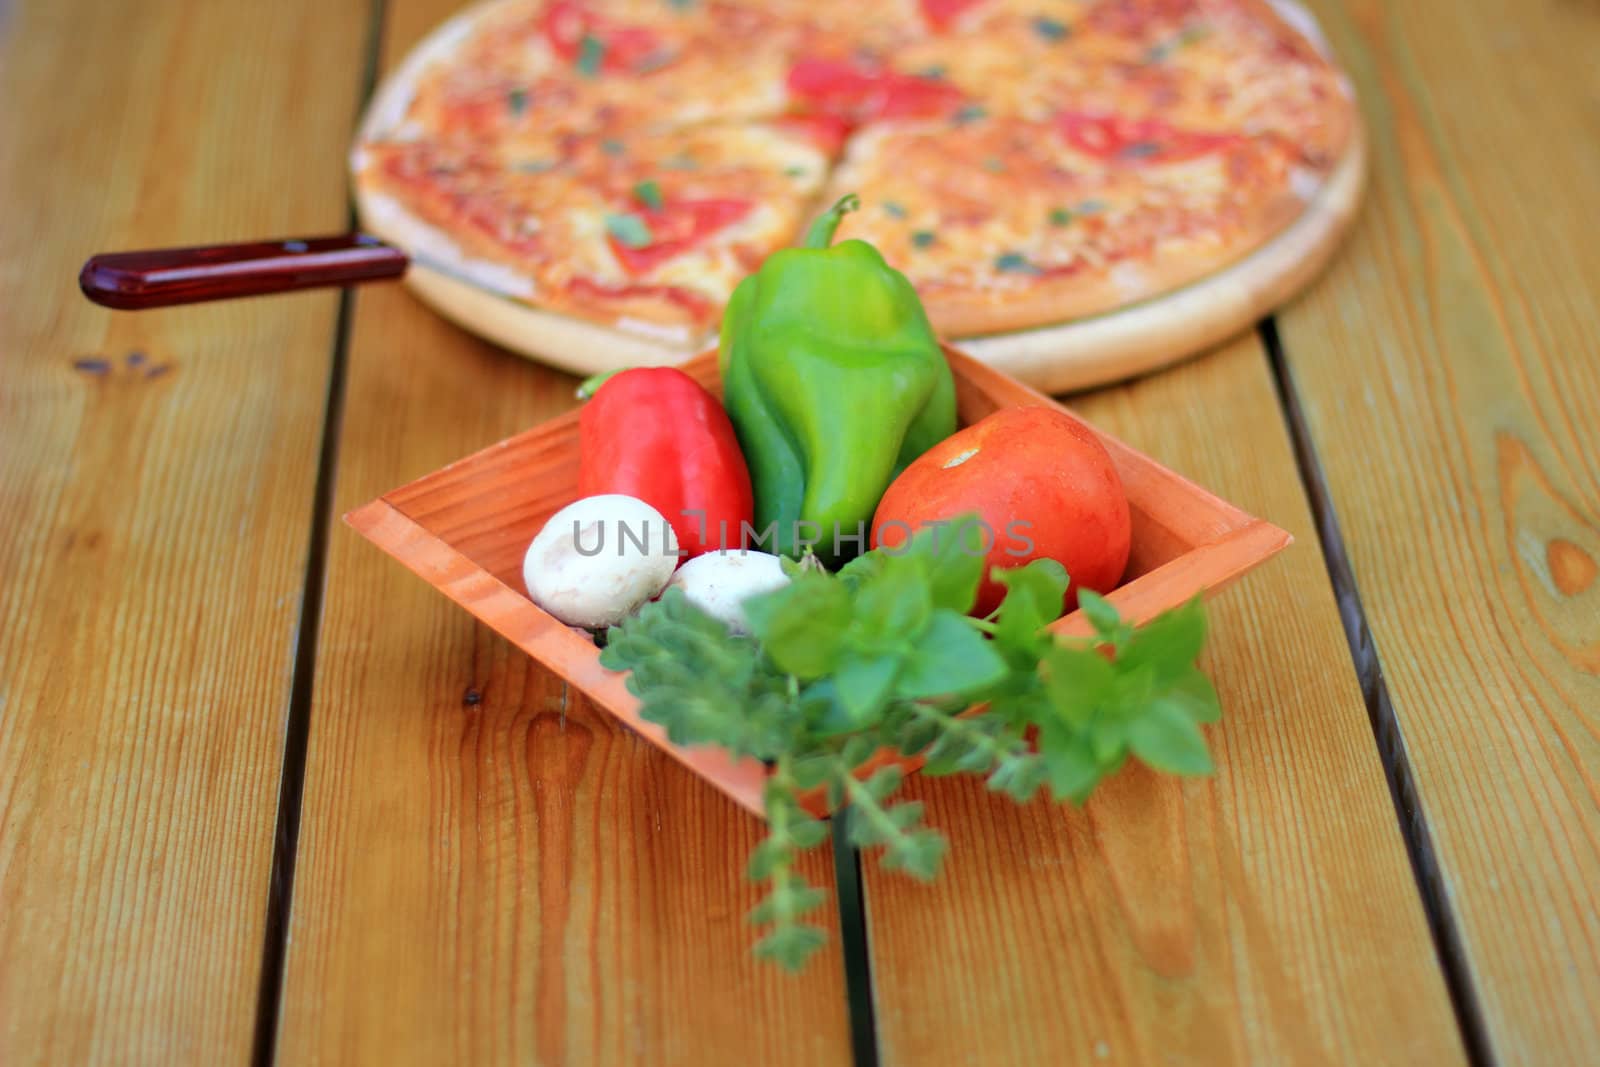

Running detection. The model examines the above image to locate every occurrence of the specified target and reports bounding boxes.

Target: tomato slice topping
[773,113,853,155]
[1058,112,1241,163]
[787,57,965,126]
[919,0,987,31]
[568,277,714,322]
[607,198,753,275]
[543,0,668,75]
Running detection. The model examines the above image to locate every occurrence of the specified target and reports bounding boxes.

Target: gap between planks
[1258,317,1493,1067]
[833,809,883,1067]
[249,2,391,1064]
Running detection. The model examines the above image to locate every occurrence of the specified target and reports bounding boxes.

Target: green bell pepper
[719,194,957,563]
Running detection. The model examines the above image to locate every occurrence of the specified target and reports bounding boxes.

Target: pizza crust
[354,0,502,148]
[1249,0,1360,173]
[355,173,711,348]
[402,262,694,371]
[919,184,1318,338]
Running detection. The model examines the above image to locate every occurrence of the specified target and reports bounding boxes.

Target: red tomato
[871,406,1131,617]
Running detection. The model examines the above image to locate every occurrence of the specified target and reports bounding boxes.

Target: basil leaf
[576,34,606,78]
[633,178,664,212]
[839,735,879,769]
[986,752,1048,802]
[1168,667,1222,723]
[834,653,900,726]
[836,549,887,592]
[789,749,835,790]
[992,251,1043,273]
[1077,589,1121,635]
[605,212,653,249]
[897,611,1007,699]
[753,923,828,972]
[1031,15,1070,40]
[1119,597,1206,682]
[862,765,904,804]
[1126,699,1214,775]
[746,838,789,880]
[921,728,992,776]
[882,829,946,882]
[992,559,1069,665]
[1042,644,1115,726]
[1038,719,1103,803]
[748,884,828,927]
[744,574,850,678]
[901,514,986,614]
[852,552,932,645]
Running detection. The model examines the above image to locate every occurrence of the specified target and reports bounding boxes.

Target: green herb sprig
[599,516,1220,970]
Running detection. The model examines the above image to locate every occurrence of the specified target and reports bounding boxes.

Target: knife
[78,233,518,309]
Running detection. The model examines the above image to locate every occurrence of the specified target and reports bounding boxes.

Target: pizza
[354,0,1355,345]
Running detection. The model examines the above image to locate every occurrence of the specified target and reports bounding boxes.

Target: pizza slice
[356,119,832,341]
[827,109,1312,335]
[1018,0,1355,167]
[398,0,809,147]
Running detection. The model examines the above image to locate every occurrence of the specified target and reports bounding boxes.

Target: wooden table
[3,1,1597,1063]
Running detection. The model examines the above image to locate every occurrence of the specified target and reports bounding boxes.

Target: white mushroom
[666,551,792,635]
[523,494,680,628]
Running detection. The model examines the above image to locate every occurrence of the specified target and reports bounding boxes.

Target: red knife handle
[79,233,409,309]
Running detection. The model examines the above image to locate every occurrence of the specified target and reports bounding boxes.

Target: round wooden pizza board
[354,0,1367,396]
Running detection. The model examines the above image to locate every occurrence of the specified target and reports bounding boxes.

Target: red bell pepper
[577,367,753,558]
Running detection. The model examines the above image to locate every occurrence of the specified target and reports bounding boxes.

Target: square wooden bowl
[347,347,1290,819]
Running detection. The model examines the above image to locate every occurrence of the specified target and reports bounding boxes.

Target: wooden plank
[273,6,853,1063]
[275,288,853,1067]
[1276,0,1600,1060]
[858,337,1469,1065]
[0,1,367,1063]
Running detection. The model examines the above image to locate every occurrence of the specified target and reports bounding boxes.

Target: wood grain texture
[858,337,1468,1066]
[0,0,366,1063]
[273,8,851,1063]
[1278,0,1600,1061]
